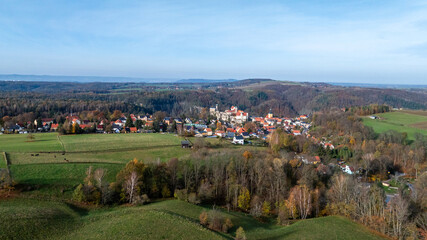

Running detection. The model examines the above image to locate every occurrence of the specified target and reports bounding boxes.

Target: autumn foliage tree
[238,187,251,211]
[113,158,147,204]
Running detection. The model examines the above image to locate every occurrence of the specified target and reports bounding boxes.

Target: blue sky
[1,0,427,83]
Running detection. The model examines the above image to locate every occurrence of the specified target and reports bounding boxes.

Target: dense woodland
[1,80,427,125]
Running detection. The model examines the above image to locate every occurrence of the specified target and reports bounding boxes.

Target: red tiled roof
[227,128,235,133]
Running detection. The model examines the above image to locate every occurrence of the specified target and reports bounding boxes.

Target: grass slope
[363,111,427,140]
[0,199,80,240]
[60,206,225,240]
[0,199,385,240]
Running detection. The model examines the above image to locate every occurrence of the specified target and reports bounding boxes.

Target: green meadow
[0,133,191,197]
[362,110,427,140]
[0,198,386,240]
[0,133,188,161]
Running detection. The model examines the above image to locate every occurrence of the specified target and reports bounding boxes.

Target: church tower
[267,109,273,118]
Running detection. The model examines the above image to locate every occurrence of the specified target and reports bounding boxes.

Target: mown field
[362,110,427,140]
[0,133,191,197]
[0,198,386,240]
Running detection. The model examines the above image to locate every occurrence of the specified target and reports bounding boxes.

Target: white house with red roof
[292,130,301,136]
[342,165,355,174]
[204,128,213,136]
[115,119,125,127]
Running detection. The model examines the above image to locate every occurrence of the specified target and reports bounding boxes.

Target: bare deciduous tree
[125,171,139,204]
[94,168,106,189]
[387,194,409,239]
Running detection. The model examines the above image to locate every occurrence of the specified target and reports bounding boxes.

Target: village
[1,105,368,177]
[0,105,312,143]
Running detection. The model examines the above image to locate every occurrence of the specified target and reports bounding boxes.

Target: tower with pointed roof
[267,109,273,118]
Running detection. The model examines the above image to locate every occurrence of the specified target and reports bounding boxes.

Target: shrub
[236,227,246,240]
[174,189,188,201]
[199,211,208,225]
[222,218,233,233]
[208,210,223,231]
[202,210,233,233]
[161,185,171,198]
[134,194,150,205]
[72,184,86,202]
[188,192,201,204]
[262,201,271,217]
[277,201,290,225]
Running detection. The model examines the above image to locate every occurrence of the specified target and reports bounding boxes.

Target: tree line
[2,81,427,130]
[72,145,426,239]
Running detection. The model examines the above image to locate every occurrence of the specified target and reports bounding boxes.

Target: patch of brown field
[409,121,427,129]
[400,109,427,117]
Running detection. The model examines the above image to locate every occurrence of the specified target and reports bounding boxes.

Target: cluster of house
[186,106,312,145]
[0,118,57,134]
[0,123,26,134]
[301,136,359,175]
[1,106,312,147]
[298,154,357,175]
[251,111,311,134]
[308,135,335,150]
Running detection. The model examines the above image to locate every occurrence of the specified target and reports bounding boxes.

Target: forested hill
[0,79,426,118]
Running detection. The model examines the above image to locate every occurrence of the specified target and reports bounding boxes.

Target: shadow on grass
[256,229,297,240]
[25,139,52,142]
[65,202,90,217]
[156,209,234,240]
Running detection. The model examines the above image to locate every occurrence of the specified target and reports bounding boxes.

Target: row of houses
[1,107,312,147]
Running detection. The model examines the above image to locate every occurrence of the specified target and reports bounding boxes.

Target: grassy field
[0,198,386,240]
[0,133,189,164]
[362,110,427,140]
[0,132,254,198]
[0,133,192,197]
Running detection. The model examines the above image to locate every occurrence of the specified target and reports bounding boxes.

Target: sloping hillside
[0,199,386,240]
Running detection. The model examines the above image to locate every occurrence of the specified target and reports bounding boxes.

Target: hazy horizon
[2,74,427,87]
[1,1,427,84]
